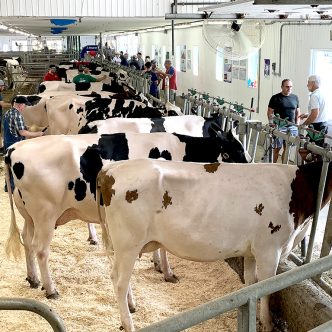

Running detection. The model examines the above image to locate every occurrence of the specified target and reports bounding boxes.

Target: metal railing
[0,298,66,332]
[139,255,332,332]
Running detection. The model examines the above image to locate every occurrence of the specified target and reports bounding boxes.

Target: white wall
[138,22,332,124]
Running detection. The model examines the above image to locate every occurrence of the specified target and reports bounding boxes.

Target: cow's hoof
[89,239,98,245]
[164,274,179,283]
[46,290,59,300]
[26,277,40,289]
[153,262,162,273]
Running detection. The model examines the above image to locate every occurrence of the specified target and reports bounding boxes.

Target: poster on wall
[187,49,192,70]
[223,58,232,83]
[180,45,186,72]
[264,59,271,77]
[239,59,247,81]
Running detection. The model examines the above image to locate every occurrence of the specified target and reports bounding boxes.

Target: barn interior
[1,1,332,331]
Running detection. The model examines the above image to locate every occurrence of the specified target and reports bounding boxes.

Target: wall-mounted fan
[202,20,266,59]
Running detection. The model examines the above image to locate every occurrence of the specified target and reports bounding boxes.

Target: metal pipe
[139,255,332,332]
[305,159,330,263]
[0,298,66,332]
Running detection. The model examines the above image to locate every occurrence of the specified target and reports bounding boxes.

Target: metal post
[320,201,332,258]
[165,76,170,102]
[305,159,330,263]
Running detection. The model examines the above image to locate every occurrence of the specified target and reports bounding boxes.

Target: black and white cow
[5,130,250,299]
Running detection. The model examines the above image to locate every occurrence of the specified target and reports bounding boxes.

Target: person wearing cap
[43,65,61,81]
[72,66,106,84]
[3,96,45,191]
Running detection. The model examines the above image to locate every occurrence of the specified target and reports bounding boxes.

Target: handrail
[0,298,66,332]
[139,255,332,332]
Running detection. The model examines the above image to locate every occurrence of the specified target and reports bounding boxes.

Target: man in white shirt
[300,75,328,147]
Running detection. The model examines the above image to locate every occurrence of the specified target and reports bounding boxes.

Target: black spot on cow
[78,124,97,134]
[80,134,130,198]
[69,104,73,109]
[68,181,74,190]
[98,134,129,161]
[76,107,84,114]
[13,162,24,179]
[73,178,87,201]
[149,147,161,159]
[80,145,103,198]
[81,92,101,98]
[161,150,172,160]
[102,82,125,93]
[26,96,42,106]
[38,84,46,93]
[150,118,166,132]
[268,222,281,234]
[75,82,91,91]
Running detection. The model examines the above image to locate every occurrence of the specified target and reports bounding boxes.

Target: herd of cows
[3,64,332,331]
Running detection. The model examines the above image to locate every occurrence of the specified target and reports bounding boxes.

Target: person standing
[112,52,121,65]
[137,52,145,70]
[3,96,45,191]
[43,65,61,81]
[73,66,106,83]
[300,75,329,147]
[267,78,300,163]
[145,61,159,106]
[157,59,177,103]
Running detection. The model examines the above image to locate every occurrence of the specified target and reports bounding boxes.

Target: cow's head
[116,69,130,85]
[209,123,251,163]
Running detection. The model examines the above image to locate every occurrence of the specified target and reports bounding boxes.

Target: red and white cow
[5,130,249,299]
[96,159,332,331]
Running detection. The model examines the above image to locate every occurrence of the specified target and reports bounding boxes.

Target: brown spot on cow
[204,162,221,173]
[162,191,172,209]
[98,171,115,207]
[254,203,264,216]
[126,189,138,203]
[268,222,281,234]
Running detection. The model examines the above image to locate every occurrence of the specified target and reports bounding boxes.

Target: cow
[22,90,153,133]
[4,130,250,299]
[79,114,228,136]
[96,159,332,332]
[46,96,179,135]
[0,57,24,89]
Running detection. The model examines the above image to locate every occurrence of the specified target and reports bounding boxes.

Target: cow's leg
[111,252,137,332]
[152,249,162,273]
[243,256,256,286]
[32,222,58,299]
[255,250,280,332]
[160,249,179,283]
[22,218,40,288]
[87,223,98,245]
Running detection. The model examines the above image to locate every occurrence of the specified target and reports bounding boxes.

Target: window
[311,49,332,105]
[216,47,223,81]
[247,50,259,88]
[192,46,199,76]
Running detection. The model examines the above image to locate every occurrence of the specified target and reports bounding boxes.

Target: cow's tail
[96,171,113,256]
[4,162,23,260]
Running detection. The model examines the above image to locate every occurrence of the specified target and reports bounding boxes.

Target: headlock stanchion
[0,297,66,331]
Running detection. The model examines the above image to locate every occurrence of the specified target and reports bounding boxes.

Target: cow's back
[100,160,299,261]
